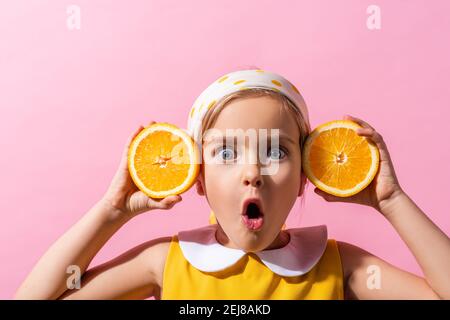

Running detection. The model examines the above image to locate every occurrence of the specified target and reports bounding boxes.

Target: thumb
[148,195,183,210]
[314,187,343,203]
[118,125,145,171]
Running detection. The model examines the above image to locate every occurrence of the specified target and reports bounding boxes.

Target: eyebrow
[204,133,297,146]
[276,134,297,146]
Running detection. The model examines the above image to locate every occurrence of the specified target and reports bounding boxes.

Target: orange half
[302,120,380,197]
[128,123,200,198]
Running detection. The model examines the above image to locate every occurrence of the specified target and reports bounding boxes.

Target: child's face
[196,95,304,252]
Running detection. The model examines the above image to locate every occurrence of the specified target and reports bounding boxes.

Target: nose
[242,164,264,188]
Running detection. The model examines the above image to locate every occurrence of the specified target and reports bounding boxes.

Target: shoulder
[142,226,213,287]
[336,240,377,267]
[335,240,410,282]
[335,241,380,288]
[57,235,174,300]
[141,236,173,288]
[146,226,214,295]
[335,240,440,300]
[336,241,365,275]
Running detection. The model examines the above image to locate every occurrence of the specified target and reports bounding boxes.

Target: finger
[126,125,146,147]
[154,195,182,210]
[147,121,156,127]
[343,115,375,131]
[355,128,391,162]
[118,125,146,170]
[356,127,383,144]
[148,195,182,210]
[314,187,351,203]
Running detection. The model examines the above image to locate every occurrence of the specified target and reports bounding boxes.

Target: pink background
[1,1,449,299]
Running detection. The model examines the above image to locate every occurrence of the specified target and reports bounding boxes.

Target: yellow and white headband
[187,69,311,147]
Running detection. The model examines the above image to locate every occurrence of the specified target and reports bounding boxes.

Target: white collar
[178,224,328,277]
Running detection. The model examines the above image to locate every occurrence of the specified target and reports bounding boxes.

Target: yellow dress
[161,224,344,300]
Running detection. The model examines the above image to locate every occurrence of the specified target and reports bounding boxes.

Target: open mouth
[241,199,264,231]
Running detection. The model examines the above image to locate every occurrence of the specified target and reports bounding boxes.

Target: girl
[15,69,450,300]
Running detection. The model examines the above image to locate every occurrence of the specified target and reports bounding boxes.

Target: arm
[315,115,450,299]
[339,191,449,300]
[14,200,129,299]
[381,192,450,298]
[337,193,450,299]
[14,123,182,299]
[338,241,441,300]
[57,235,171,300]
[14,201,173,300]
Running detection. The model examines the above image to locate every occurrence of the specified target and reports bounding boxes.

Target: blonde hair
[202,88,310,153]
[201,87,311,221]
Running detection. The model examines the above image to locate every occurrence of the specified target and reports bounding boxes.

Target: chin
[237,233,269,253]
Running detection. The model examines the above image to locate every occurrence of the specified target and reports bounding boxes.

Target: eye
[268,147,287,160]
[216,146,236,161]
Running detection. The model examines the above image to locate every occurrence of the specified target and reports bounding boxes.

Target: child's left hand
[313,115,404,213]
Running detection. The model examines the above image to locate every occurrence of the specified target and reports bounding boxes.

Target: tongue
[243,203,264,230]
[242,214,263,230]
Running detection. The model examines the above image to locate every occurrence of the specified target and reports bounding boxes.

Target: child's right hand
[101,121,182,221]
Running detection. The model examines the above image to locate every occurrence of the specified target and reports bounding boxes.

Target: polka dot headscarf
[187,69,311,148]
